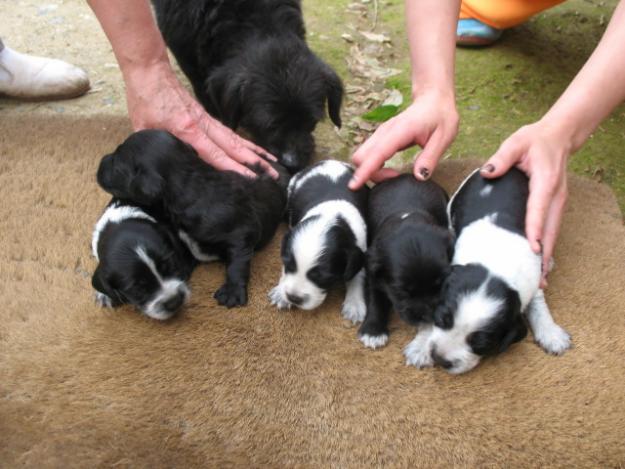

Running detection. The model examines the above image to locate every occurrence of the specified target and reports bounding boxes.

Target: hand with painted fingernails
[124,62,279,179]
[480,120,571,288]
[349,88,459,190]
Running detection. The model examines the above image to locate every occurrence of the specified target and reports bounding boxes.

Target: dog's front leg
[526,289,572,355]
[342,268,366,323]
[358,276,391,349]
[404,324,435,368]
[214,244,254,308]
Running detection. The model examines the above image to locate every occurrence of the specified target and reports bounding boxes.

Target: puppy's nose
[286,292,306,306]
[431,349,454,370]
[163,292,185,312]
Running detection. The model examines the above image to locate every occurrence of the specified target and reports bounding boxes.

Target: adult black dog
[152,0,344,173]
[97,129,289,308]
[359,175,453,349]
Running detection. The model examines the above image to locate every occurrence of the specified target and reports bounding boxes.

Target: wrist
[537,113,587,157]
[122,57,175,88]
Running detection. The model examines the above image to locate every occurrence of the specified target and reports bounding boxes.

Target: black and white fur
[359,175,453,349]
[152,0,344,173]
[97,129,289,308]
[404,168,571,374]
[269,160,369,322]
[91,199,195,320]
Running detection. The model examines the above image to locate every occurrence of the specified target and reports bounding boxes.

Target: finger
[481,139,522,179]
[190,135,258,178]
[540,179,568,285]
[249,158,280,179]
[413,130,448,181]
[370,168,401,183]
[525,174,557,255]
[205,115,279,164]
[349,154,385,190]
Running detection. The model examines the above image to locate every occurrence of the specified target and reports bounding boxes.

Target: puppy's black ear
[499,314,528,353]
[92,265,123,307]
[344,246,365,281]
[322,64,343,128]
[97,153,116,192]
[130,168,165,205]
[206,66,246,129]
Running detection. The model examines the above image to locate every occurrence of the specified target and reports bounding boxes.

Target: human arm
[349,0,461,189]
[481,0,625,285]
[86,0,277,178]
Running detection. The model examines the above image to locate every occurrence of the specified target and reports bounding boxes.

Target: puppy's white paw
[404,334,433,368]
[341,296,366,324]
[268,286,290,310]
[359,333,389,349]
[95,292,113,308]
[534,323,572,355]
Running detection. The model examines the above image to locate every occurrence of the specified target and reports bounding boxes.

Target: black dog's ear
[96,153,116,192]
[130,167,165,205]
[498,314,528,353]
[322,64,343,128]
[344,246,365,281]
[206,66,246,129]
[92,265,123,307]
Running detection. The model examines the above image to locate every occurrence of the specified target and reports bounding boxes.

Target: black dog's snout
[431,349,453,370]
[163,292,185,312]
[286,292,306,305]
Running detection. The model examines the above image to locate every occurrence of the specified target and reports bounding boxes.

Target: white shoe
[0,45,89,100]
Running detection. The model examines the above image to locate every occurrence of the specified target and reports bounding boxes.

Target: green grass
[303,0,625,213]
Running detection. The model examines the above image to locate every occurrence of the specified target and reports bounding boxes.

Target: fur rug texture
[1,116,624,468]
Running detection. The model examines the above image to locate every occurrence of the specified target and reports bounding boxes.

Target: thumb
[481,139,523,179]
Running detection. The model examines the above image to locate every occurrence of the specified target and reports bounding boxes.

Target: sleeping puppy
[97,129,289,308]
[91,199,196,320]
[404,168,571,374]
[269,160,369,322]
[358,175,453,349]
[151,0,344,173]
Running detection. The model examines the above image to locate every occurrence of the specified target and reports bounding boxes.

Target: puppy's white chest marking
[92,203,156,261]
[453,217,541,310]
[178,230,219,262]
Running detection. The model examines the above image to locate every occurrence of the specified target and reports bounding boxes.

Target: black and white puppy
[269,160,369,322]
[97,129,289,308]
[152,0,344,173]
[91,199,195,320]
[404,168,571,374]
[358,175,453,349]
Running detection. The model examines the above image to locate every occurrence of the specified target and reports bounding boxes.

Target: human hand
[480,121,571,287]
[349,88,459,189]
[124,62,278,179]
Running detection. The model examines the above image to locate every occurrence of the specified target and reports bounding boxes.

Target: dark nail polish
[482,163,495,173]
[419,167,430,179]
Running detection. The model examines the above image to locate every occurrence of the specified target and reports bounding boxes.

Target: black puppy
[97,129,289,308]
[92,198,196,320]
[404,168,571,374]
[358,175,453,349]
[152,0,344,173]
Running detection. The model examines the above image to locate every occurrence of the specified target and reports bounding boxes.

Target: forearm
[405,0,461,98]
[541,0,625,153]
[87,0,171,78]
